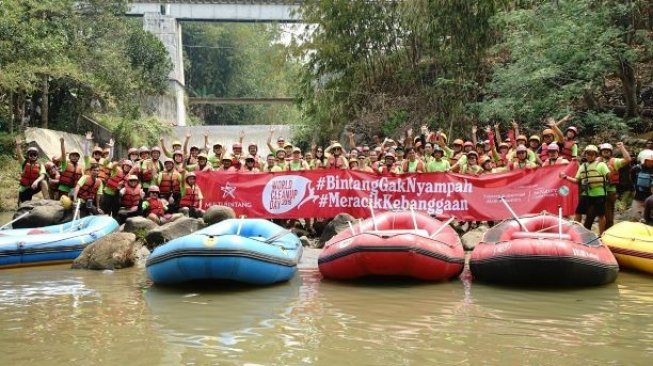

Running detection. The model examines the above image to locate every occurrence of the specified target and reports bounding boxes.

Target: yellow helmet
[60,195,72,210]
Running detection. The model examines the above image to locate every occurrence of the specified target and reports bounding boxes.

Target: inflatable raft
[0,215,119,269]
[146,219,303,285]
[318,211,464,281]
[470,214,618,286]
[603,221,653,274]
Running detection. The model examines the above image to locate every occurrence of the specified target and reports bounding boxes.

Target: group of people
[14,117,653,233]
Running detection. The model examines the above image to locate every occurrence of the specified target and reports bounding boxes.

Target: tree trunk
[13,92,25,131]
[8,92,14,134]
[619,59,638,118]
[41,76,49,128]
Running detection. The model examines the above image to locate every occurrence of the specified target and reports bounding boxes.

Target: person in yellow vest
[425,145,450,172]
[560,145,610,234]
[401,147,425,173]
[460,151,483,176]
[511,145,538,170]
[15,137,48,204]
[263,154,283,172]
[598,142,631,230]
[288,148,310,171]
[71,164,104,216]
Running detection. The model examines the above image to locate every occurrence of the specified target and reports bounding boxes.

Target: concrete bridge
[128,1,303,126]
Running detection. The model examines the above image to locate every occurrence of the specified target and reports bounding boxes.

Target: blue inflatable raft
[0,215,119,269]
[146,219,303,285]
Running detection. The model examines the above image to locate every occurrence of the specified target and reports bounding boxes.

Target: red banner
[195,164,579,221]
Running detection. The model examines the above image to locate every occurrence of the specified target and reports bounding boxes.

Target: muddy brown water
[1,210,652,365]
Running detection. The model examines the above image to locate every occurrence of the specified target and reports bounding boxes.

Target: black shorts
[18,188,38,203]
[575,195,606,216]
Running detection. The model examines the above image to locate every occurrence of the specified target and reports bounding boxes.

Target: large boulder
[317,213,356,249]
[203,205,236,226]
[12,200,65,228]
[616,205,643,222]
[71,232,143,270]
[460,224,490,251]
[123,216,158,235]
[145,217,205,249]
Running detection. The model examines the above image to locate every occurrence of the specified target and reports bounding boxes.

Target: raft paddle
[499,196,529,232]
[67,199,81,232]
[347,221,356,235]
[369,199,378,231]
[558,205,563,240]
[410,205,418,231]
[0,212,29,230]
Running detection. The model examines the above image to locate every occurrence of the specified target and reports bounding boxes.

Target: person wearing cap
[263,154,282,172]
[595,142,631,230]
[491,141,511,168]
[560,145,610,234]
[266,126,288,153]
[216,155,238,172]
[438,138,464,170]
[179,172,204,218]
[538,122,559,162]
[241,156,260,172]
[245,142,262,169]
[127,147,139,163]
[378,153,402,174]
[541,143,569,166]
[274,149,289,171]
[72,163,104,216]
[637,139,653,163]
[190,152,213,172]
[511,145,537,170]
[460,151,483,176]
[58,136,85,198]
[101,159,133,217]
[172,149,185,172]
[289,147,310,171]
[426,145,450,173]
[118,174,144,223]
[527,135,541,162]
[325,142,349,169]
[15,136,48,203]
[157,158,182,213]
[506,134,537,164]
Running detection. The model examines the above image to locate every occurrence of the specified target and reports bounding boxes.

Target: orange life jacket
[607,158,620,185]
[105,169,126,192]
[159,171,181,195]
[59,161,83,188]
[85,158,109,181]
[20,161,41,187]
[450,152,463,165]
[145,197,165,217]
[77,176,101,201]
[139,160,157,183]
[561,140,576,160]
[543,157,565,166]
[120,185,142,208]
[179,185,200,208]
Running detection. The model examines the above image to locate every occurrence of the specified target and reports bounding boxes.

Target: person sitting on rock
[15,136,48,204]
[141,185,176,225]
[179,172,204,218]
[157,157,182,213]
[118,175,144,223]
[83,132,111,184]
[71,164,104,217]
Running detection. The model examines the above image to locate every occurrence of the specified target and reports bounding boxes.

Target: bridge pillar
[142,12,187,126]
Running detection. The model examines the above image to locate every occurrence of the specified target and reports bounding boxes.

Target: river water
[0,261,652,365]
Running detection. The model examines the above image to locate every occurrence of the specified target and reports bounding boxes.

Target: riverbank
[0,156,20,212]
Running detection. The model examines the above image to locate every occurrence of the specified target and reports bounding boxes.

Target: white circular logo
[558,185,570,197]
[262,175,315,214]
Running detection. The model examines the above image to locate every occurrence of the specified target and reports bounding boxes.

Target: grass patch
[0,155,21,211]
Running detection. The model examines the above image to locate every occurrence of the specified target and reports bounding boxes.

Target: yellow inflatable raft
[602,221,653,274]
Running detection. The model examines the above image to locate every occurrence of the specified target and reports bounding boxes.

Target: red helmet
[148,185,160,193]
[599,143,613,151]
[516,145,528,152]
[122,159,134,167]
[547,143,560,152]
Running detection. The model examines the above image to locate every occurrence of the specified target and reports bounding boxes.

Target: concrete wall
[163,125,295,154]
[128,2,301,22]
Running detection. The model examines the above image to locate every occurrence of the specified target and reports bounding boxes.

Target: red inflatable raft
[470,213,618,286]
[318,211,464,281]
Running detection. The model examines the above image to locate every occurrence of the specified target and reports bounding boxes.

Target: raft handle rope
[0,212,30,230]
[430,217,456,239]
[500,196,529,233]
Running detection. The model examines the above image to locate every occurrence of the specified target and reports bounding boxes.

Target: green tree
[474,0,653,135]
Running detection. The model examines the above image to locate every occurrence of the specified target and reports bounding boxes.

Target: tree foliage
[474,0,653,136]
[183,23,301,126]
[0,0,172,134]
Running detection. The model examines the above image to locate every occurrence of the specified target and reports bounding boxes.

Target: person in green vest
[560,145,610,234]
[288,148,309,171]
[597,142,631,230]
[425,145,450,173]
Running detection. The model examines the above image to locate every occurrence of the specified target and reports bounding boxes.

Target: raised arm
[15,136,24,162]
[204,133,209,152]
[183,132,190,156]
[107,138,115,160]
[84,131,93,157]
[616,142,631,164]
[60,137,66,162]
[471,125,478,146]
[160,137,171,157]
[347,131,356,150]
[267,126,276,152]
[547,118,565,142]
[238,130,245,145]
